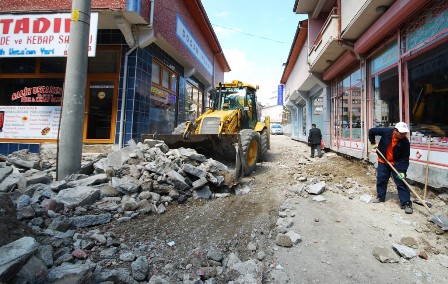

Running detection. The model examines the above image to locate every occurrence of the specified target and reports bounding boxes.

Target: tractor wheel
[259,129,268,162]
[240,129,260,176]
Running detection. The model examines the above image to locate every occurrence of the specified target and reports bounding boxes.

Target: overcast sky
[202,0,307,104]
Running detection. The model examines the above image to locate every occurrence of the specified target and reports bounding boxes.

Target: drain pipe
[150,0,155,27]
[118,0,154,148]
[118,45,137,148]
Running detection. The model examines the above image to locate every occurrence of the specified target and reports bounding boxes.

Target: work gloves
[397,172,406,180]
[371,144,378,150]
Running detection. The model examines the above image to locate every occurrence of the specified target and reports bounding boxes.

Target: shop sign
[370,40,398,75]
[0,13,98,58]
[176,14,213,76]
[404,4,448,52]
[277,84,284,105]
[150,86,176,106]
[11,85,63,103]
[0,105,61,139]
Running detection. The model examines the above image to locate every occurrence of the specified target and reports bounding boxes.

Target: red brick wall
[0,0,126,12]
[153,0,216,83]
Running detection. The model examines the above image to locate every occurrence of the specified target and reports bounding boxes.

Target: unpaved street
[260,135,448,283]
[107,134,448,283]
[2,135,448,283]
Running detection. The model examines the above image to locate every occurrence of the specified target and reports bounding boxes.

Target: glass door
[84,80,117,143]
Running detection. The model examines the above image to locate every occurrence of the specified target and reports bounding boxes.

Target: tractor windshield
[219,88,246,110]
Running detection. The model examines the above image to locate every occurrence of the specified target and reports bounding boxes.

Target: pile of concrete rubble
[0,140,265,283]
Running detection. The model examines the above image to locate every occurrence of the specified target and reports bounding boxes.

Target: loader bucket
[142,133,243,183]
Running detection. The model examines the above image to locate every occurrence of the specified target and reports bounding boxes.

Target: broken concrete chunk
[111,176,142,194]
[179,148,206,162]
[0,166,13,184]
[285,231,302,244]
[306,181,326,195]
[392,243,417,260]
[275,234,293,247]
[6,157,37,170]
[0,173,27,193]
[182,163,207,179]
[69,213,112,228]
[372,246,399,263]
[165,170,190,191]
[54,186,100,209]
[0,237,39,283]
[193,186,212,199]
[192,177,208,189]
[67,173,108,188]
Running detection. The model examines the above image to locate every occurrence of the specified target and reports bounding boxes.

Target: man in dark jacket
[368,122,412,214]
[308,123,322,158]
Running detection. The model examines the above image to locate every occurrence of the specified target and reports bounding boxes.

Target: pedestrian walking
[308,123,322,158]
[368,122,413,214]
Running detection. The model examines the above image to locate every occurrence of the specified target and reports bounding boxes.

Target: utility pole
[57,0,92,180]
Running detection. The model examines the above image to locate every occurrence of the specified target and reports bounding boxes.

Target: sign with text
[277,84,284,105]
[0,13,98,58]
[176,14,213,76]
[0,106,61,139]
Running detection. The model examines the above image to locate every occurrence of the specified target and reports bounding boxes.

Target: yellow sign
[71,10,80,21]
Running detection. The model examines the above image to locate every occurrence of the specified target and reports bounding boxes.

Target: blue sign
[176,14,213,76]
[277,84,284,105]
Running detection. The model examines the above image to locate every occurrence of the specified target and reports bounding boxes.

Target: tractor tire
[240,129,260,176]
[259,129,268,162]
[172,123,187,134]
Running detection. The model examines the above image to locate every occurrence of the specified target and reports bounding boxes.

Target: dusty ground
[2,135,447,283]
[104,135,448,282]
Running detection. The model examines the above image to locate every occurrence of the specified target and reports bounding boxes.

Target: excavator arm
[412,84,448,123]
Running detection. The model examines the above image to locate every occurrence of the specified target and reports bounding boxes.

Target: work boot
[372,197,385,203]
[404,203,413,214]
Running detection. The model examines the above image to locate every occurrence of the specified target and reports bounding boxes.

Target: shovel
[375,148,447,229]
[414,137,432,208]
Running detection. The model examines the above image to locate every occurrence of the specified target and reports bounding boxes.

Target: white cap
[395,122,410,133]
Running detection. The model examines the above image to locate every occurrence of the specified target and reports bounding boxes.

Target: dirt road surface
[2,135,447,283]
[108,134,448,283]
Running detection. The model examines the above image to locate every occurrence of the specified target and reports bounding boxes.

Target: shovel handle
[375,148,434,214]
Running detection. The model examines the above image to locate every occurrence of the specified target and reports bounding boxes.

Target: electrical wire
[211,23,291,44]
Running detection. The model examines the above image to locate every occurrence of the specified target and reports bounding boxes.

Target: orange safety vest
[379,136,398,165]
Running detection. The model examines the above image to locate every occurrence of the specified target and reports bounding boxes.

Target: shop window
[0,78,63,139]
[312,95,324,130]
[371,67,399,127]
[339,95,350,138]
[151,63,160,84]
[351,90,362,139]
[185,82,203,121]
[150,60,178,134]
[162,69,170,89]
[408,42,448,146]
[88,49,119,73]
[151,60,178,94]
[0,46,120,142]
[332,66,362,141]
[302,106,307,136]
[40,57,66,73]
[149,85,176,134]
[170,74,178,93]
[0,58,36,73]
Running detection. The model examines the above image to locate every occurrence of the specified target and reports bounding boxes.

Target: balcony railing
[308,7,338,68]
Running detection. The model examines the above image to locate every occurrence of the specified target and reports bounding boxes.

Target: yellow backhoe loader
[142,80,270,183]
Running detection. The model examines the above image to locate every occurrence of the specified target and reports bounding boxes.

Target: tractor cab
[216,81,259,129]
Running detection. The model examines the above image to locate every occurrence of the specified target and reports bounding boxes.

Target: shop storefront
[0,0,230,155]
[324,0,447,186]
[288,0,447,188]
[330,64,363,157]
[399,0,448,187]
